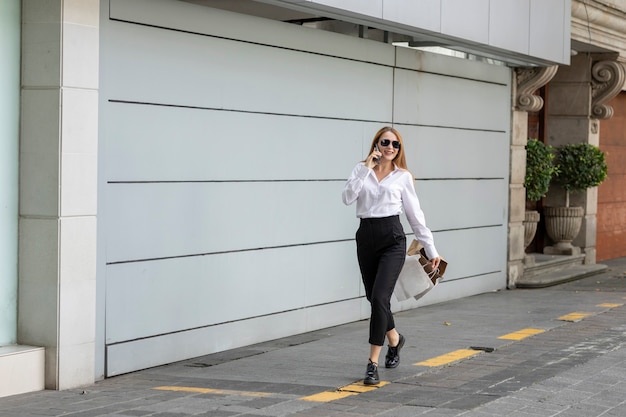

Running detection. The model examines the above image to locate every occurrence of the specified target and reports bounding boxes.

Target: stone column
[544,54,624,264]
[18,0,99,390]
[508,108,527,288]
[508,66,557,288]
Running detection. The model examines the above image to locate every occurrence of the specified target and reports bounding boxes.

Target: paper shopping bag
[407,239,447,285]
[394,239,448,301]
[393,254,433,301]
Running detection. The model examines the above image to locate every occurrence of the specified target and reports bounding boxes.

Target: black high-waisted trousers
[356,215,406,346]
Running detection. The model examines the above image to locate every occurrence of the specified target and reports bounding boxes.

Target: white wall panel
[105,241,362,343]
[103,20,393,122]
[104,102,380,182]
[105,181,356,263]
[395,46,511,85]
[412,179,507,232]
[489,0,530,53]
[110,0,395,66]
[433,227,506,281]
[306,0,382,17]
[441,0,490,44]
[382,0,441,32]
[401,126,508,179]
[393,69,510,131]
[106,298,364,376]
[529,0,568,63]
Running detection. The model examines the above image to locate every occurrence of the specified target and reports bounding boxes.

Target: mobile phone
[373,145,380,163]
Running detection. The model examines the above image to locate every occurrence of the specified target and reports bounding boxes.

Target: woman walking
[342,126,441,385]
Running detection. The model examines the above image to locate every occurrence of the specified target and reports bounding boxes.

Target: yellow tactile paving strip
[338,381,391,393]
[558,312,594,322]
[498,328,545,341]
[555,302,622,322]
[300,380,390,402]
[414,349,480,367]
[299,391,357,402]
[154,386,272,397]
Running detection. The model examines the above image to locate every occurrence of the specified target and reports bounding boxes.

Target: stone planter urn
[543,143,608,258]
[523,138,558,265]
[543,206,584,256]
[523,210,540,249]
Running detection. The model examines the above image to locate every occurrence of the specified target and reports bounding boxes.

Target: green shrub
[525,139,558,202]
[554,143,608,206]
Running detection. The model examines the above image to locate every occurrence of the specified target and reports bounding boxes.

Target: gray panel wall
[99,0,511,376]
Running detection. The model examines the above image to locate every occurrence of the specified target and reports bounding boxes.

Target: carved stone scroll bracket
[515,65,559,112]
[591,60,626,120]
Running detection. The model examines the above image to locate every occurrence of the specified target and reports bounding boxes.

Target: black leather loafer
[363,360,380,385]
[385,333,405,368]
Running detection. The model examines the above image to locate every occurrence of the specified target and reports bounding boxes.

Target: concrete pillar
[508,66,558,288]
[508,110,528,288]
[19,0,99,390]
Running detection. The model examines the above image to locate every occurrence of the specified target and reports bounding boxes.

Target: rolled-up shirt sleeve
[401,172,439,260]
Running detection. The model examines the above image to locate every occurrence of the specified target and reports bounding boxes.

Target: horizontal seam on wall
[106,225,503,265]
[105,295,364,346]
[107,179,346,184]
[106,178,505,184]
[109,99,506,133]
[106,239,355,265]
[109,18,509,86]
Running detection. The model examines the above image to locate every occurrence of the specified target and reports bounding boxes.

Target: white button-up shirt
[342,162,439,259]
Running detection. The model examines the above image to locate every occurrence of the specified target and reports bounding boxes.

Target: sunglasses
[379,139,401,149]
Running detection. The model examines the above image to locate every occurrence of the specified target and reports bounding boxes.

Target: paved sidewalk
[2,257,626,417]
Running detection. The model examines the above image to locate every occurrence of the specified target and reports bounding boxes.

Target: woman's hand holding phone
[366,145,382,169]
